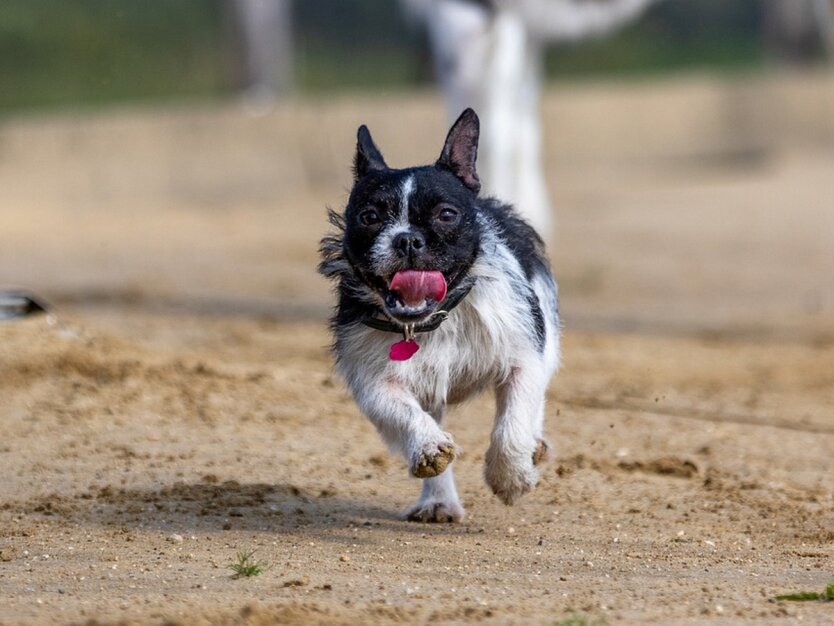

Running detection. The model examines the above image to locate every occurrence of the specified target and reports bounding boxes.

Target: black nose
[392,231,426,257]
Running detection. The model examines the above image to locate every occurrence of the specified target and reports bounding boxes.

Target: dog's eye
[435,206,459,224]
[359,209,381,226]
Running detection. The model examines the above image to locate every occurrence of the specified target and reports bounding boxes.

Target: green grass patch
[554,615,606,626]
[545,35,763,81]
[0,0,229,115]
[229,549,271,579]
[0,0,792,116]
[775,582,834,602]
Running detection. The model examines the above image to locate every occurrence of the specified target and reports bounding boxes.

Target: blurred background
[1,0,833,338]
[3,0,833,111]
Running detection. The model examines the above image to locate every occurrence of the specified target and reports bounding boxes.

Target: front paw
[409,437,458,478]
[484,443,539,505]
[402,497,465,523]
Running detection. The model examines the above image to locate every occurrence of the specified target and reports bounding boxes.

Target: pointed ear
[353,125,387,180]
[436,108,480,194]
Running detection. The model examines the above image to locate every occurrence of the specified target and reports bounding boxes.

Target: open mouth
[381,270,447,322]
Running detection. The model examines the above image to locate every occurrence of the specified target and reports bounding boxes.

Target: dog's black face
[339,109,483,324]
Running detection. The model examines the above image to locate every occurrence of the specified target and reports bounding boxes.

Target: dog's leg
[402,405,465,523]
[484,362,549,505]
[353,382,458,480]
[403,468,465,523]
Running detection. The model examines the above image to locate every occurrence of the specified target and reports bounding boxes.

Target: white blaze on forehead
[369,174,416,274]
[397,175,415,225]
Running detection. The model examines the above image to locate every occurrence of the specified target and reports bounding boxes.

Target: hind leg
[402,467,465,523]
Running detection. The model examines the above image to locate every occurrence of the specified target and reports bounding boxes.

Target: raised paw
[484,445,539,506]
[410,439,458,478]
[402,498,465,523]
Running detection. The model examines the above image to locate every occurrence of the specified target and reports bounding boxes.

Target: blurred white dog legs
[404,0,661,238]
[419,1,551,235]
[422,3,550,236]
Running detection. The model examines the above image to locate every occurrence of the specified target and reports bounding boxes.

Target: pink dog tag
[390,339,419,361]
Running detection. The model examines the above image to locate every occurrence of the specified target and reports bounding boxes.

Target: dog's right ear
[436,108,480,194]
[353,125,387,180]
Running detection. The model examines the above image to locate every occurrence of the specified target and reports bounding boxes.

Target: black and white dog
[319,109,560,522]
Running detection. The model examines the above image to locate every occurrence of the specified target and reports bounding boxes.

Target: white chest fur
[336,238,557,414]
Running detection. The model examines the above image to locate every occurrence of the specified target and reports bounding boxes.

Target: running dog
[319,109,560,522]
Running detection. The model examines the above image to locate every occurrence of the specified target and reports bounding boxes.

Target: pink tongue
[389,270,447,306]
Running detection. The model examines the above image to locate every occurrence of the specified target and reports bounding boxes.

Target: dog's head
[321,109,483,325]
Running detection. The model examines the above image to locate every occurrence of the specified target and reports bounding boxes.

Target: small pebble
[339,554,350,562]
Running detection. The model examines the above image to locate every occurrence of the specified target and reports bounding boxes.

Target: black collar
[361,277,476,335]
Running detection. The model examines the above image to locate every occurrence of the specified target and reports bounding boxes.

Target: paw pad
[411,443,456,478]
[405,501,464,523]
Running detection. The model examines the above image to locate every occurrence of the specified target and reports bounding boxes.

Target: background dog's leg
[425,0,490,123]
[513,39,551,238]
[482,10,552,238]
[352,383,458,480]
[484,362,548,505]
[427,2,552,237]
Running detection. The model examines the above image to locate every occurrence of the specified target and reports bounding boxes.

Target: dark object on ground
[0,290,50,321]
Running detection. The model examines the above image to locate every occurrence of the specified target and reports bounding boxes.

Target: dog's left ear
[437,108,481,195]
[354,125,387,180]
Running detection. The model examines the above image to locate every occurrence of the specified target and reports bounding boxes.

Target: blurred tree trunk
[763,0,834,63]
[225,0,294,104]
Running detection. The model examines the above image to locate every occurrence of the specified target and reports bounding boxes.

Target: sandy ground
[1,77,834,625]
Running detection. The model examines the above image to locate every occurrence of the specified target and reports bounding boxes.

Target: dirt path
[1,311,832,625]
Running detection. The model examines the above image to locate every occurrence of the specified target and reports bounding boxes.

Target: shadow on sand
[16,479,420,538]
